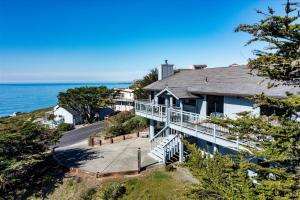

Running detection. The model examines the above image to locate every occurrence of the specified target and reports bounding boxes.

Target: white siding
[224,96,260,119]
[54,107,74,124]
[198,96,207,116]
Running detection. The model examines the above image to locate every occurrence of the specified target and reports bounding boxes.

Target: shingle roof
[144,65,299,98]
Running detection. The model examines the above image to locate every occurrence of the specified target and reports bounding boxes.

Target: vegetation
[130,68,158,99]
[185,1,300,199]
[57,122,74,132]
[58,86,114,123]
[45,168,189,200]
[103,111,148,136]
[0,112,62,199]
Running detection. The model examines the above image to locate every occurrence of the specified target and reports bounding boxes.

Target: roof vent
[193,65,207,70]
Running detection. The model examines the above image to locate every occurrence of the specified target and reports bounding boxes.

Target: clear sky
[0,0,285,83]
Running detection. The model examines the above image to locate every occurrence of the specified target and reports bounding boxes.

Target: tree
[235,0,300,86]
[0,115,61,198]
[130,68,158,99]
[58,86,114,123]
[186,1,300,199]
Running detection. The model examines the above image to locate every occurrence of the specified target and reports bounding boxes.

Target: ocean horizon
[0,82,132,117]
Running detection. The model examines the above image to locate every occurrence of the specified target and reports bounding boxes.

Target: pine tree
[185,1,300,199]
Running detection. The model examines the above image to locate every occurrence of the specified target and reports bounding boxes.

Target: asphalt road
[56,121,104,148]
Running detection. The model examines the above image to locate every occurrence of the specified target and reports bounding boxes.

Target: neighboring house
[53,105,82,125]
[135,61,299,163]
[113,88,135,112]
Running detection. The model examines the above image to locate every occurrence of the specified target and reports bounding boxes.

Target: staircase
[149,127,180,163]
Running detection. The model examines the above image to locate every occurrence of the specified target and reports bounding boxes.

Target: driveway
[54,137,157,173]
[56,121,104,148]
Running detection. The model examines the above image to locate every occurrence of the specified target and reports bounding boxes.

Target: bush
[57,123,74,132]
[107,124,128,136]
[109,111,133,124]
[123,116,148,133]
[101,183,126,200]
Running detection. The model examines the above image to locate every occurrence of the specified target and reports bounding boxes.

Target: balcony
[135,100,167,122]
[135,100,254,151]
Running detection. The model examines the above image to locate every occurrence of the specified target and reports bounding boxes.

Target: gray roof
[144,65,299,98]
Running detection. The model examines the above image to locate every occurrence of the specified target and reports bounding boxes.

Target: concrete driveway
[56,121,104,148]
[54,137,157,173]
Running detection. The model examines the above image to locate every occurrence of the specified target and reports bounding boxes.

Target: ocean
[0,82,131,117]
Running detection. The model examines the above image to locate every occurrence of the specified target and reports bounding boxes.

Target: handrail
[135,100,255,150]
[150,126,169,143]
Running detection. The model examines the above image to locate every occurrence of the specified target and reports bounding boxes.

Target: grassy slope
[43,167,190,200]
[120,170,188,200]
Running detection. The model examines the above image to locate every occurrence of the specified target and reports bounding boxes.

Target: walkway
[54,137,157,173]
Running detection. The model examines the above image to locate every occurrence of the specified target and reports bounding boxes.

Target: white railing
[135,100,255,149]
[150,126,169,150]
[163,134,180,163]
[135,100,167,120]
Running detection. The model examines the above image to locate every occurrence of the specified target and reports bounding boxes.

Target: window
[183,99,196,106]
[206,95,224,116]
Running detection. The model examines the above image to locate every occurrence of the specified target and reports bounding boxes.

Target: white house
[53,105,82,126]
[113,88,134,112]
[135,61,299,164]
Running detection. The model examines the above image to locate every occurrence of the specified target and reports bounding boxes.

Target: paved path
[56,122,104,148]
[54,137,157,173]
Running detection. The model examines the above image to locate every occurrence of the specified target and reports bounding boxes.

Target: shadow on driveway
[55,148,102,168]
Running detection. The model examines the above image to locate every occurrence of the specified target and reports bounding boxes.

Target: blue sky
[0,0,284,83]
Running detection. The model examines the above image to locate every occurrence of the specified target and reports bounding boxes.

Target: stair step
[148,152,163,162]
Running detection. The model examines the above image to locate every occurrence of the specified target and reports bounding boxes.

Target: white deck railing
[135,100,256,150]
[135,100,167,120]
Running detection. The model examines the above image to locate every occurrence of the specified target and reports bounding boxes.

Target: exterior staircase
[149,127,181,163]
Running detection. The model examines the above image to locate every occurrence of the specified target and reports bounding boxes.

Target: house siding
[54,107,75,124]
[224,96,260,119]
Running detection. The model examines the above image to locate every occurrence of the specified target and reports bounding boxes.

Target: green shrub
[110,111,133,124]
[107,124,128,136]
[57,123,74,132]
[101,183,126,200]
[123,115,148,132]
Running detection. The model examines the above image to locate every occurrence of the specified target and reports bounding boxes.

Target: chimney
[192,64,207,70]
[158,60,174,80]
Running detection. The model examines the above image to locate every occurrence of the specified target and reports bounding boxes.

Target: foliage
[100,183,126,200]
[57,123,74,132]
[183,141,255,200]
[104,112,148,136]
[185,2,300,199]
[0,114,61,198]
[108,111,134,125]
[130,68,158,99]
[58,86,114,123]
[235,0,300,86]
[107,124,128,136]
[123,115,148,133]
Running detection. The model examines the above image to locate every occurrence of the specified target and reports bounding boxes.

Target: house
[53,105,82,126]
[113,88,135,112]
[135,61,299,163]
